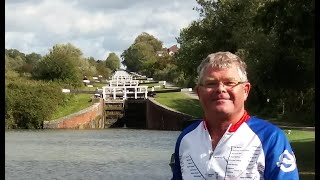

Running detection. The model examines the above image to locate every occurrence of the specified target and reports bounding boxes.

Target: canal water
[5,128,181,180]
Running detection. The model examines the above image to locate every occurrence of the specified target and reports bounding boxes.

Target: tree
[175,0,314,124]
[134,32,163,52]
[5,49,27,71]
[105,52,120,71]
[121,32,163,76]
[176,0,266,86]
[26,52,42,65]
[78,57,97,77]
[97,61,112,79]
[32,43,83,87]
[6,49,26,61]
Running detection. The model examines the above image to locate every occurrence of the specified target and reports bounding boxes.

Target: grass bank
[50,94,93,120]
[153,92,203,118]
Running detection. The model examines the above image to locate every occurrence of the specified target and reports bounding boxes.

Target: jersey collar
[203,110,250,132]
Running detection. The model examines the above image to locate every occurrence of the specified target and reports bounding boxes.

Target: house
[156,45,179,57]
[167,45,179,56]
[156,48,168,57]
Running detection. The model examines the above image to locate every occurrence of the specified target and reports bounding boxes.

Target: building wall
[43,98,105,129]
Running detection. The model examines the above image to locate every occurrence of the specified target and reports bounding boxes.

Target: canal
[5,128,180,180]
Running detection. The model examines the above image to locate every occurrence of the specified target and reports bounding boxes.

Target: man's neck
[205,110,245,135]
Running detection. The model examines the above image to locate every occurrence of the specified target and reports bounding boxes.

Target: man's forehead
[202,65,240,80]
[204,64,239,74]
[203,77,238,81]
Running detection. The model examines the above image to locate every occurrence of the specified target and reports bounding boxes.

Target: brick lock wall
[146,98,195,131]
[43,98,105,129]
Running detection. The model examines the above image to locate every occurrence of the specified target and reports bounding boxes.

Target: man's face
[196,65,250,117]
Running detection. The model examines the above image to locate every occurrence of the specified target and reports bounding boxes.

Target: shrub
[5,79,68,129]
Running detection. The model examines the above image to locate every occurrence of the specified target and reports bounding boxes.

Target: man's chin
[210,104,234,113]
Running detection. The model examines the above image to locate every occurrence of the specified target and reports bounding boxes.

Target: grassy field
[153,92,315,179]
[153,92,203,118]
[50,94,94,120]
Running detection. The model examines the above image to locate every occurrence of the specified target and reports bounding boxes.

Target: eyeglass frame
[198,80,248,90]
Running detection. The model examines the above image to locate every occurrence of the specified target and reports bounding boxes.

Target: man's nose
[215,82,227,92]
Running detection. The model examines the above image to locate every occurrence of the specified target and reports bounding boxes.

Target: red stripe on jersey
[202,111,250,132]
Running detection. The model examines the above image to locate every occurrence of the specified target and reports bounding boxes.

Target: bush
[5,79,69,129]
[281,111,315,126]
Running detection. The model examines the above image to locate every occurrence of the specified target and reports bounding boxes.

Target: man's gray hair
[197,51,248,85]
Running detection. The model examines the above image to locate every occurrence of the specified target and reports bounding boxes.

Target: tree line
[5,0,314,128]
[5,43,121,129]
[121,0,314,125]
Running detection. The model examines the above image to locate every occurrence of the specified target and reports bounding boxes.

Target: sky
[5,0,201,62]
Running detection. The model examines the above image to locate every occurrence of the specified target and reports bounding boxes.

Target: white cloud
[5,0,200,60]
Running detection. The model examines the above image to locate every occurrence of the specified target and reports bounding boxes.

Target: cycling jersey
[171,113,299,180]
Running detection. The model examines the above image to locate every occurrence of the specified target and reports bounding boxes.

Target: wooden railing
[102,86,148,100]
[108,80,140,87]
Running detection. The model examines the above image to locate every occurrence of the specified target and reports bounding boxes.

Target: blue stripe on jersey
[246,117,299,179]
[172,120,202,180]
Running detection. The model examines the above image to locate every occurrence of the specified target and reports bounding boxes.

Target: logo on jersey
[276,150,296,172]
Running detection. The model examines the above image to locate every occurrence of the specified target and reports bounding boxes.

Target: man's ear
[195,85,200,96]
[244,83,251,101]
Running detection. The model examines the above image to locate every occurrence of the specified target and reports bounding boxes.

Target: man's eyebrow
[204,77,238,81]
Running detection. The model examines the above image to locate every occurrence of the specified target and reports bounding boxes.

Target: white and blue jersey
[172,113,299,180]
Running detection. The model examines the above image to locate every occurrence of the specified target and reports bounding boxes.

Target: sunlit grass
[153,92,203,118]
[283,129,315,142]
[140,82,161,87]
[50,94,93,120]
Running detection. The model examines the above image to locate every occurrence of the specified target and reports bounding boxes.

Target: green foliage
[5,78,69,129]
[154,54,174,70]
[5,53,26,71]
[6,48,27,61]
[175,0,314,125]
[5,68,21,81]
[134,32,163,51]
[5,49,42,74]
[32,43,83,87]
[105,52,120,71]
[121,32,163,76]
[78,57,97,77]
[82,58,112,79]
[25,52,42,65]
[96,60,112,79]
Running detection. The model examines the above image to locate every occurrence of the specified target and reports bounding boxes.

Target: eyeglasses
[199,80,247,90]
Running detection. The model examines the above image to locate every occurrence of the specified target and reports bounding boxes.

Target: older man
[171,52,299,180]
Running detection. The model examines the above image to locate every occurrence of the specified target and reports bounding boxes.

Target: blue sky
[5,0,200,61]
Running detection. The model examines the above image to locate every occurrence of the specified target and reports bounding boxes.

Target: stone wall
[43,98,105,129]
[146,98,196,131]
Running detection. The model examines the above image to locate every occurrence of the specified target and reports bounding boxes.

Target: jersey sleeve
[263,128,299,179]
[247,118,300,180]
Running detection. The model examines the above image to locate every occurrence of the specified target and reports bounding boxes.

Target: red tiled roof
[167,45,179,53]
